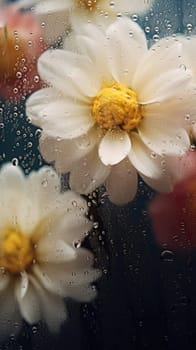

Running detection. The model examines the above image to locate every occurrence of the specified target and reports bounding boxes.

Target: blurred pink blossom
[166,148,196,184]
[0,5,47,100]
[149,149,196,250]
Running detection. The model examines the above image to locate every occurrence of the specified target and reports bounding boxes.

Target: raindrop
[132,14,138,22]
[32,326,38,334]
[93,222,99,229]
[160,249,175,262]
[185,114,190,121]
[150,151,157,159]
[145,26,150,33]
[41,178,48,187]
[153,34,160,41]
[13,88,18,94]
[73,240,81,248]
[109,1,115,8]
[35,129,42,137]
[12,158,19,166]
[186,23,193,31]
[34,75,40,83]
[16,71,22,79]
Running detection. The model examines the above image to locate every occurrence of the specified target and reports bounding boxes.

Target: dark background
[1,0,196,349]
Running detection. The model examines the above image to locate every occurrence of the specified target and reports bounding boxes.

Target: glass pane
[0,0,196,349]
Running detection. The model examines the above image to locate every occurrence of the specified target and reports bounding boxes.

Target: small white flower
[17,0,154,42]
[0,163,99,340]
[26,18,196,205]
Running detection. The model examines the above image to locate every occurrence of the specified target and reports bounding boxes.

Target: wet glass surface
[0,1,196,349]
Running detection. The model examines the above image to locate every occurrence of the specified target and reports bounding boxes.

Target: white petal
[38,49,100,98]
[139,118,190,155]
[70,147,111,194]
[33,248,100,302]
[32,264,65,296]
[17,195,41,236]
[39,128,98,173]
[26,87,55,123]
[0,165,41,235]
[0,164,25,229]
[106,18,147,85]
[18,166,61,234]
[0,163,25,186]
[27,166,61,209]
[56,190,89,213]
[35,7,70,43]
[106,158,138,205]
[132,38,189,98]
[27,168,87,224]
[99,130,131,166]
[35,0,72,13]
[37,239,76,263]
[15,271,29,300]
[137,67,193,104]
[15,273,41,325]
[30,275,67,333]
[128,132,166,178]
[177,36,196,80]
[143,96,196,128]
[64,28,109,81]
[26,87,94,139]
[40,213,92,246]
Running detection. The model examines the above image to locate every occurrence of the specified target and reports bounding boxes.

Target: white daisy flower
[17,0,154,42]
[0,163,99,340]
[26,18,196,205]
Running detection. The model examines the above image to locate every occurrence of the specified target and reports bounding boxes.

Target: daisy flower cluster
[0,0,196,342]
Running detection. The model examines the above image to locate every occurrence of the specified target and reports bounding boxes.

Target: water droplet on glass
[34,75,40,83]
[12,158,19,166]
[160,249,175,262]
[16,71,22,79]
[73,240,81,249]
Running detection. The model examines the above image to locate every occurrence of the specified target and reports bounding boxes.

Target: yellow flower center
[0,227,34,274]
[78,0,98,10]
[92,82,142,131]
[0,26,26,79]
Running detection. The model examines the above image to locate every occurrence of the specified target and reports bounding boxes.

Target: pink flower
[149,150,196,250]
[167,148,196,184]
[0,5,47,101]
